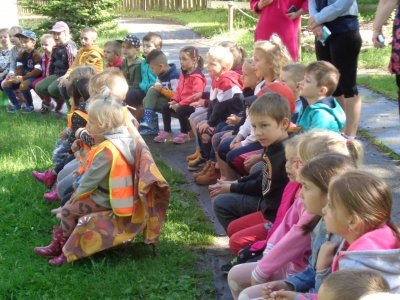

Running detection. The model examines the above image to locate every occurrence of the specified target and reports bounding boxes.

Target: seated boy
[296,61,346,133]
[3,29,41,113]
[139,49,180,136]
[104,40,122,68]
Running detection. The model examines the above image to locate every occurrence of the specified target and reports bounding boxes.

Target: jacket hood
[158,63,179,82]
[83,45,104,59]
[182,67,205,79]
[312,97,346,130]
[219,70,243,89]
[104,126,135,165]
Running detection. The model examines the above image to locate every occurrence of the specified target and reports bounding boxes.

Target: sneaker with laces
[22,106,35,113]
[7,105,21,113]
[153,131,173,143]
[40,104,51,113]
[173,133,190,144]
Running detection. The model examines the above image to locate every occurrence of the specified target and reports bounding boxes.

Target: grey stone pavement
[28,17,400,299]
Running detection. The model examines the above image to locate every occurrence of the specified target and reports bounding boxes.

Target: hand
[188,92,202,101]
[372,30,384,48]
[59,128,68,140]
[221,130,233,141]
[226,114,241,125]
[13,76,23,83]
[58,74,68,87]
[269,290,298,300]
[153,82,163,92]
[244,153,262,172]
[316,241,339,271]
[168,100,178,106]
[230,135,244,150]
[311,25,323,39]
[286,11,300,20]
[262,281,292,299]
[308,16,319,30]
[190,98,206,108]
[197,121,210,134]
[209,180,231,198]
[71,139,82,153]
[170,103,179,112]
[6,73,15,80]
[258,0,273,10]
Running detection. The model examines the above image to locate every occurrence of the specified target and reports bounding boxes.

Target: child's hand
[59,128,68,140]
[198,121,210,134]
[262,281,292,299]
[6,73,15,80]
[221,130,233,141]
[153,82,163,92]
[58,74,69,87]
[209,180,231,198]
[13,76,23,83]
[168,100,177,106]
[269,290,298,300]
[316,241,340,271]
[169,102,179,111]
[188,92,202,101]
[230,135,244,149]
[71,139,82,153]
[244,153,262,172]
[226,114,241,125]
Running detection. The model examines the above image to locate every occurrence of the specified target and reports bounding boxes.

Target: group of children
[3,20,399,298]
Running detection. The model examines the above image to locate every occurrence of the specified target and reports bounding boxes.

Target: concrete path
[116,17,400,299]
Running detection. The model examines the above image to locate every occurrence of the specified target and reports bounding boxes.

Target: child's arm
[68,111,88,147]
[178,76,207,106]
[22,51,42,79]
[131,62,142,89]
[7,47,18,77]
[230,171,263,196]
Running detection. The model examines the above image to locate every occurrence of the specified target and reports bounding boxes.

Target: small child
[33,34,56,113]
[104,40,122,68]
[297,61,346,132]
[218,41,246,75]
[318,269,390,300]
[58,27,104,99]
[154,46,206,144]
[3,26,23,81]
[280,63,307,123]
[34,97,136,266]
[0,28,12,84]
[139,49,180,135]
[3,30,41,113]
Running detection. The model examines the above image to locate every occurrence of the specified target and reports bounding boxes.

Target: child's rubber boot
[140,112,159,136]
[32,170,56,188]
[139,108,155,129]
[49,252,68,266]
[34,226,64,258]
[44,187,59,202]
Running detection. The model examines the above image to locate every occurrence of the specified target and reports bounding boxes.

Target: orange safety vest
[78,140,134,217]
[67,110,88,130]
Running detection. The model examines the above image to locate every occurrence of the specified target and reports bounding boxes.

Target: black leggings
[161,103,195,133]
[316,29,362,98]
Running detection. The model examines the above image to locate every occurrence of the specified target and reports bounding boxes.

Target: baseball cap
[123,34,141,48]
[257,82,296,114]
[51,21,70,33]
[16,30,37,41]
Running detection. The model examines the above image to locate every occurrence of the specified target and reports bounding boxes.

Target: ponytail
[345,138,364,167]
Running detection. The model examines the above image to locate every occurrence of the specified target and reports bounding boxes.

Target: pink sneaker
[44,187,59,202]
[173,133,190,144]
[153,131,172,143]
[32,170,56,187]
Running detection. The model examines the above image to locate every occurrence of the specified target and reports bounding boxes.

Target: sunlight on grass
[358,74,398,100]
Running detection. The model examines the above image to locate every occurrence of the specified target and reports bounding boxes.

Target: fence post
[228,1,234,33]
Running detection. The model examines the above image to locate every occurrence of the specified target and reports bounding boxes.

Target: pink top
[250,0,308,61]
[252,196,314,283]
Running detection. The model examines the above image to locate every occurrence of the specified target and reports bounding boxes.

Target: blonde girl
[218,41,246,74]
[154,46,206,144]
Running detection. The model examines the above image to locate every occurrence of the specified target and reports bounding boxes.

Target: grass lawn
[0,108,215,298]
[358,74,398,100]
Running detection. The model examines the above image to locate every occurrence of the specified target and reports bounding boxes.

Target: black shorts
[315,29,362,98]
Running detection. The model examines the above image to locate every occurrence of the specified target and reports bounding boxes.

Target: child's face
[0,33,10,47]
[207,57,224,78]
[285,150,297,182]
[299,72,323,103]
[20,37,36,52]
[241,62,259,89]
[142,41,157,57]
[104,47,118,63]
[149,62,164,76]
[41,38,55,54]
[280,71,298,96]
[122,42,138,59]
[322,196,351,237]
[299,177,327,216]
[80,32,96,49]
[253,49,270,79]
[9,31,20,46]
[179,51,196,72]
[52,31,68,46]
[250,113,288,148]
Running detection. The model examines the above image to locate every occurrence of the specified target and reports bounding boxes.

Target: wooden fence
[17,0,207,16]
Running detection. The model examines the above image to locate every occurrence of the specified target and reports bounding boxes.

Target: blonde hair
[9,26,22,35]
[281,63,306,84]
[89,68,128,102]
[284,134,303,158]
[104,40,122,56]
[329,170,400,240]
[249,93,291,125]
[207,46,234,70]
[321,269,390,300]
[305,61,340,96]
[298,130,363,166]
[41,33,54,43]
[254,34,292,79]
[218,41,246,71]
[0,28,9,35]
[87,98,125,133]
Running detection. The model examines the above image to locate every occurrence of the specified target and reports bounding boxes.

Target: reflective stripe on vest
[67,110,88,130]
[79,140,134,217]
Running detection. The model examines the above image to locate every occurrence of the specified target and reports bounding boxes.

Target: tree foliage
[19,0,122,41]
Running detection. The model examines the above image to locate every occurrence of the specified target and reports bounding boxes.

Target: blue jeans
[3,77,36,107]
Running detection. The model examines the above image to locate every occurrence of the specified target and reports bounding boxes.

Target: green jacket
[121,56,143,88]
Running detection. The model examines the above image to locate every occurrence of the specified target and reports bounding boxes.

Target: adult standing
[250,0,308,62]
[373,0,400,115]
[308,0,362,139]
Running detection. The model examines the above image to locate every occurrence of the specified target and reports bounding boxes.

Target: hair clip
[100,95,109,102]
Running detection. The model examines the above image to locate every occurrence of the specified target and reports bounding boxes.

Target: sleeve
[8,48,18,75]
[68,112,88,147]
[285,264,316,292]
[22,52,42,79]
[308,110,337,130]
[250,0,262,14]
[178,76,207,106]
[308,0,318,16]
[238,116,251,139]
[132,63,142,89]
[315,267,332,291]
[15,52,23,76]
[76,149,111,198]
[49,50,55,76]
[65,49,81,76]
[171,73,184,103]
[230,171,263,196]
[170,78,179,92]
[79,129,95,148]
[312,0,356,24]
[66,44,76,69]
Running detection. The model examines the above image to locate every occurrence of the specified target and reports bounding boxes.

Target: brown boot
[187,156,206,171]
[195,163,220,185]
[193,160,211,179]
[186,149,201,162]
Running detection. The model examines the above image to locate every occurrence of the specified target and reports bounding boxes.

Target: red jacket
[172,68,206,106]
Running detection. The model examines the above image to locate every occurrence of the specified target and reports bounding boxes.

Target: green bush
[18,0,122,42]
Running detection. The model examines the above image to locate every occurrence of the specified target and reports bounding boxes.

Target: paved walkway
[117,17,400,299]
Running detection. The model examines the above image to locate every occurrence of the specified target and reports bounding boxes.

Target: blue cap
[16,30,37,41]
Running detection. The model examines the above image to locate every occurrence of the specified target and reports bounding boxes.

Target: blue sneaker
[139,127,159,136]
[22,106,35,113]
[7,105,21,113]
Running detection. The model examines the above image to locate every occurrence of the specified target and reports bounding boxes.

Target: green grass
[357,74,397,100]
[0,108,215,298]
[358,46,392,69]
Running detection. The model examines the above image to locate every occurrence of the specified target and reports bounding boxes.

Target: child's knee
[19,80,31,91]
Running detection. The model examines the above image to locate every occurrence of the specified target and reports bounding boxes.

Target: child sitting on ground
[3,30,42,113]
[0,28,13,84]
[139,49,180,135]
[154,46,206,144]
[34,97,136,266]
[104,40,122,68]
[296,61,346,132]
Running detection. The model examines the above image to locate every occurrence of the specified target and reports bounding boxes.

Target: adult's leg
[213,192,261,232]
[227,262,258,300]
